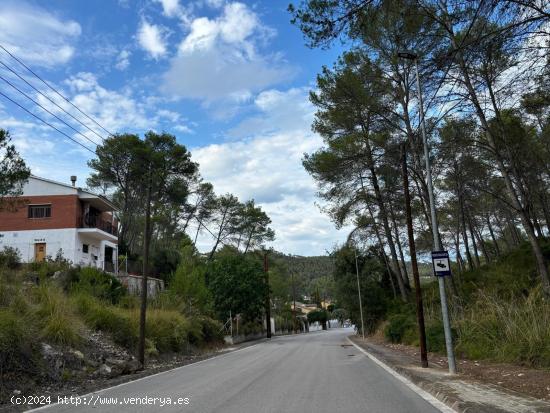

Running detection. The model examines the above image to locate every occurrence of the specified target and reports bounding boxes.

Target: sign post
[431,251,451,277]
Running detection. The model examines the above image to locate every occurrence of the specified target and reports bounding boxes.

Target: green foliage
[456,288,550,367]
[384,314,415,343]
[169,244,212,313]
[332,245,393,333]
[0,246,21,269]
[0,128,30,206]
[72,293,138,350]
[0,309,34,373]
[207,253,267,322]
[34,284,81,347]
[307,308,328,324]
[69,267,126,304]
[187,315,223,345]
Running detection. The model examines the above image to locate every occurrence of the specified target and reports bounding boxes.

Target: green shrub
[187,315,223,345]
[34,284,82,347]
[384,314,415,343]
[72,294,137,349]
[0,309,35,373]
[425,323,449,353]
[0,246,21,269]
[456,289,550,367]
[146,310,188,353]
[70,267,126,304]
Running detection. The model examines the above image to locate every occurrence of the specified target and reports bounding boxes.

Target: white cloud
[115,50,131,70]
[137,20,168,59]
[155,0,181,17]
[191,88,349,255]
[162,2,292,102]
[0,2,81,68]
[61,72,156,135]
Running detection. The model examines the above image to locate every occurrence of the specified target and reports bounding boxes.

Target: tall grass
[33,284,83,347]
[456,288,550,367]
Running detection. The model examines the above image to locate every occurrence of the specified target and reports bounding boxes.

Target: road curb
[347,337,458,413]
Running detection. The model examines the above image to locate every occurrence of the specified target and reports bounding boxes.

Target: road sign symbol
[431,250,451,276]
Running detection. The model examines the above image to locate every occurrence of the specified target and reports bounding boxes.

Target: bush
[384,314,415,343]
[425,323,448,353]
[0,309,35,373]
[456,289,550,367]
[187,315,223,345]
[72,294,137,350]
[146,310,188,353]
[70,267,126,304]
[0,247,21,269]
[34,284,82,347]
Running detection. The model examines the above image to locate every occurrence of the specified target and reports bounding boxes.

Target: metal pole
[354,248,365,340]
[264,252,272,338]
[414,59,456,374]
[230,310,233,338]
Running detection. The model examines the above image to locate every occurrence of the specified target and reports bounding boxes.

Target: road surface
[36,328,444,412]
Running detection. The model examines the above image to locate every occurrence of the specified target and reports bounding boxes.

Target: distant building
[0,175,118,272]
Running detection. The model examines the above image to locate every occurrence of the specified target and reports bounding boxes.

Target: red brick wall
[0,195,81,231]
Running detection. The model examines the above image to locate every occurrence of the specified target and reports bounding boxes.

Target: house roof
[29,175,119,212]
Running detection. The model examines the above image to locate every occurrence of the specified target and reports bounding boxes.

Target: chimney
[70,176,77,187]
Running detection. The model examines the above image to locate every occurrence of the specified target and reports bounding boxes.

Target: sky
[0,0,350,256]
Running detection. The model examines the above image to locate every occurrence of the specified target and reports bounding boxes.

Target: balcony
[81,213,118,237]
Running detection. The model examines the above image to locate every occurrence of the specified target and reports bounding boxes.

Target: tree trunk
[467,213,481,267]
[360,172,408,302]
[445,21,550,294]
[486,214,501,257]
[389,201,411,290]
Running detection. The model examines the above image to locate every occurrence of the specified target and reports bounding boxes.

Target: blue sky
[0,0,350,255]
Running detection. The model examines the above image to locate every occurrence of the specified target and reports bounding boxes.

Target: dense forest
[289,0,550,367]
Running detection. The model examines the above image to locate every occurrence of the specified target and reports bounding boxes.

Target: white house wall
[0,228,79,263]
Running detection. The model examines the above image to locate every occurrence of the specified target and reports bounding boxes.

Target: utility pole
[354,247,365,340]
[399,51,456,374]
[264,252,272,338]
[292,272,297,333]
[138,173,152,368]
[402,143,428,368]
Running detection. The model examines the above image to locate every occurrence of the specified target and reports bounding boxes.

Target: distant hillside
[270,252,335,300]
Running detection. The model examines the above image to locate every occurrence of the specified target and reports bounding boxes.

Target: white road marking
[346,337,457,413]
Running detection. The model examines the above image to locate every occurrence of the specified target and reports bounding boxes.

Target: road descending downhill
[34,329,446,413]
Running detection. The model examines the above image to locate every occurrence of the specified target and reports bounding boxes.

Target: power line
[0,73,102,147]
[0,91,95,154]
[0,59,106,143]
[0,44,114,137]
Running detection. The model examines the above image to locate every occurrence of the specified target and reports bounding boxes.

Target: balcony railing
[82,213,118,236]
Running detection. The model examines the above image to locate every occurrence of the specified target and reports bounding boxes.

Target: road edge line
[26,340,266,412]
[346,337,457,413]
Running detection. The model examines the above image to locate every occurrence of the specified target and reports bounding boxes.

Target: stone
[13,390,21,395]
[98,364,112,377]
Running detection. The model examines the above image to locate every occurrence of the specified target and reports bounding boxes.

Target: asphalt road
[35,328,444,413]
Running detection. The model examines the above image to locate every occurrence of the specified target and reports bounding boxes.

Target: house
[0,175,118,272]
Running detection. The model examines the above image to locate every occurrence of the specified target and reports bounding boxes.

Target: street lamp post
[398,51,457,374]
[354,247,365,340]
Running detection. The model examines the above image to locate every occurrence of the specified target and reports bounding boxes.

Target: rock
[98,364,112,377]
[105,358,125,367]
[41,343,64,381]
[123,358,141,374]
[72,350,84,360]
[13,390,21,395]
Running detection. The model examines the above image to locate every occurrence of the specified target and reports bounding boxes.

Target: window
[28,204,51,219]
[82,244,89,254]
